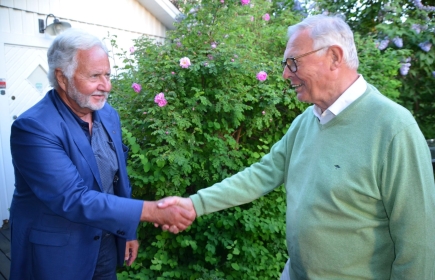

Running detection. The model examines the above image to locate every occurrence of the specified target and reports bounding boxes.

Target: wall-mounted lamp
[39,14,71,36]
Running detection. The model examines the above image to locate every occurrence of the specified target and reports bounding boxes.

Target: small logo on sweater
[334,165,340,169]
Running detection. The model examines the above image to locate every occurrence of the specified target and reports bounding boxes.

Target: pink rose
[129,46,135,54]
[262,13,270,21]
[256,71,267,82]
[154,92,168,107]
[131,83,141,93]
[180,57,191,68]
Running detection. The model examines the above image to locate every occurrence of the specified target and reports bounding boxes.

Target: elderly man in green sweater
[160,14,435,279]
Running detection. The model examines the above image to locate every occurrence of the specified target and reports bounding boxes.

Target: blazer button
[117,230,121,234]
[94,235,100,240]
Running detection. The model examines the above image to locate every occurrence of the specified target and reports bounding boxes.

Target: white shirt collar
[313,75,367,124]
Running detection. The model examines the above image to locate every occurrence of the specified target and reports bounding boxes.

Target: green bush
[109,0,410,278]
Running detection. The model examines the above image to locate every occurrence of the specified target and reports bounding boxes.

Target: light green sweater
[190,84,435,279]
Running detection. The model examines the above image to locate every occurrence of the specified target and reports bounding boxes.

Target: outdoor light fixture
[39,14,71,36]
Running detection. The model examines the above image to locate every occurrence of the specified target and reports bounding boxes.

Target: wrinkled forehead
[283,30,312,58]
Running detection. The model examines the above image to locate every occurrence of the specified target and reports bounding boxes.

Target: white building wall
[0,0,178,221]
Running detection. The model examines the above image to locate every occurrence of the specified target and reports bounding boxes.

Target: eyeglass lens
[282,58,297,72]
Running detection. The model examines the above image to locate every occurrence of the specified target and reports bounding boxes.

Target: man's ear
[55,69,68,92]
[329,45,344,70]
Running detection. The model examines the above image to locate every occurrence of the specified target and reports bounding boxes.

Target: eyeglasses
[281,47,328,73]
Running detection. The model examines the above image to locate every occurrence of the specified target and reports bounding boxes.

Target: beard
[67,81,109,111]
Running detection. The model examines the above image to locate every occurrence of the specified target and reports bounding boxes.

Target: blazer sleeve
[11,116,143,240]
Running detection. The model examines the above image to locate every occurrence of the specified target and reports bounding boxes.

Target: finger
[157,196,179,209]
[169,225,179,234]
[125,244,131,262]
[125,240,139,266]
[128,243,138,266]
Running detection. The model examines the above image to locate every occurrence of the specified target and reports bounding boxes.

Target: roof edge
[138,0,180,30]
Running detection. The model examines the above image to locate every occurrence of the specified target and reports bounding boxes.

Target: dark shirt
[71,111,118,195]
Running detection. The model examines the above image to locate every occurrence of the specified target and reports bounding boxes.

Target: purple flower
[411,24,422,34]
[176,42,182,47]
[262,13,270,21]
[171,72,175,75]
[211,42,217,49]
[129,46,135,54]
[131,83,141,93]
[378,39,389,50]
[240,0,250,5]
[392,37,403,48]
[220,0,224,3]
[293,0,303,11]
[250,16,254,21]
[154,92,168,107]
[231,59,234,62]
[432,71,435,78]
[256,71,268,82]
[400,63,411,76]
[207,54,214,60]
[262,111,266,115]
[419,41,432,52]
[180,57,191,68]
[400,58,411,76]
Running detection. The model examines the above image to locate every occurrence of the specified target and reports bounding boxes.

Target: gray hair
[47,29,109,89]
[287,15,359,70]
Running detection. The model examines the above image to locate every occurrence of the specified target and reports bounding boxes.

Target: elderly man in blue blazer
[9,29,195,280]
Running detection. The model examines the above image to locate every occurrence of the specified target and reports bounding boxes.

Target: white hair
[287,15,359,70]
[47,29,108,90]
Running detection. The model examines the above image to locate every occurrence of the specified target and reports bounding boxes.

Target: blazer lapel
[50,90,104,191]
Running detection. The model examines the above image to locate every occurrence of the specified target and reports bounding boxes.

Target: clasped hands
[141,196,196,234]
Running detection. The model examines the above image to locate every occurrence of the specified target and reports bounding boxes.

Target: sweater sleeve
[190,133,289,216]
[380,123,435,279]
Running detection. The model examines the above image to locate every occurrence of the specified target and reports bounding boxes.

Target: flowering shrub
[110,0,304,279]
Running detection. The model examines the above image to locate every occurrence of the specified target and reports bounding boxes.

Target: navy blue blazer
[9,89,143,280]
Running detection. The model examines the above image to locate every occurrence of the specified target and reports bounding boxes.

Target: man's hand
[125,240,139,266]
[154,196,197,233]
[140,196,196,233]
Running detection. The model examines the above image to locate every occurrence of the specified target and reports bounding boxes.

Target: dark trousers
[93,232,117,280]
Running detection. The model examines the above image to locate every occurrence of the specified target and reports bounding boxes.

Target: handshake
[140,196,196,234]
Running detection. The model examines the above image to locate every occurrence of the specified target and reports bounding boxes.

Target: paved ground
[0,221,10,280]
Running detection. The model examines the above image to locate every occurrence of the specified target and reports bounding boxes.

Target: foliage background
[108,0,429,279]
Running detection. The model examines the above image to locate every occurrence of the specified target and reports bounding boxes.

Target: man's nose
[98,76,112,92]
[282,66,294,80]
